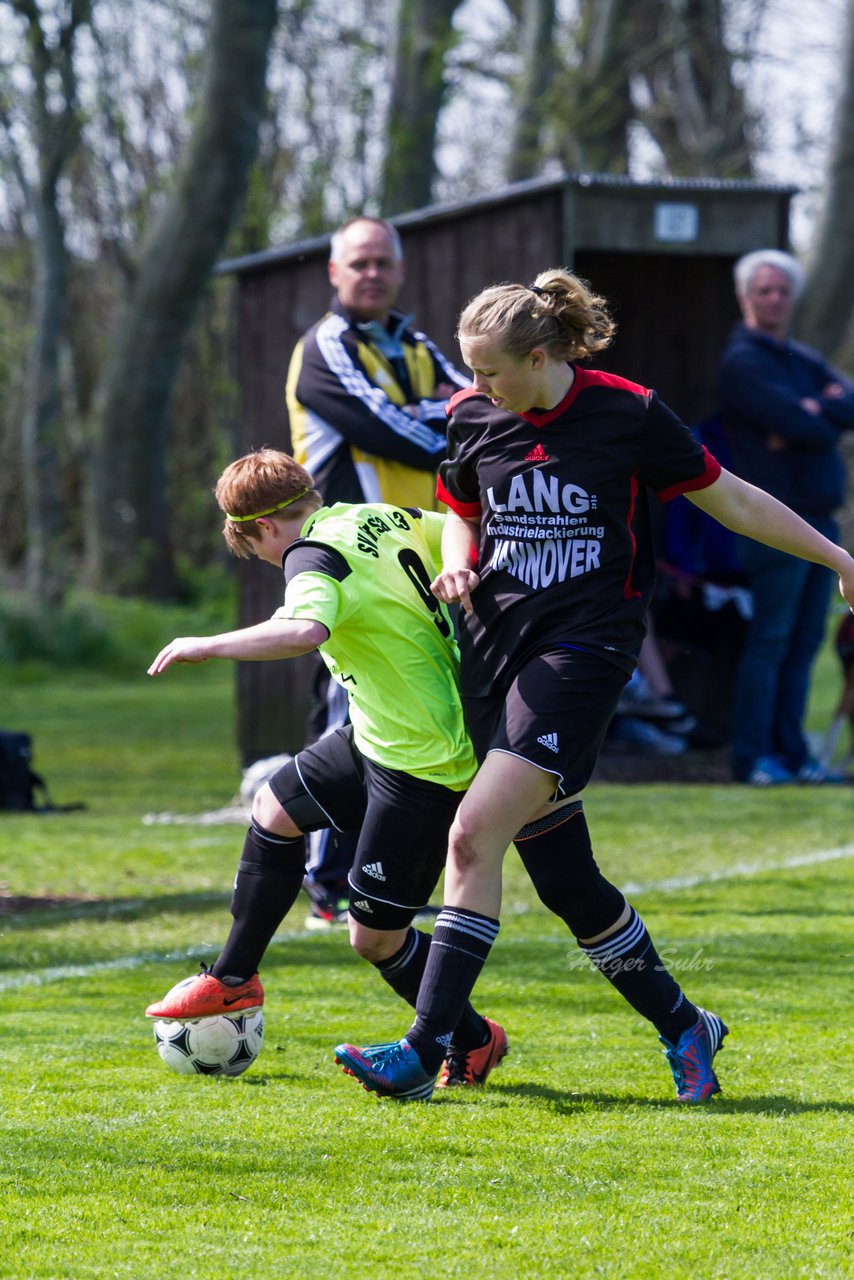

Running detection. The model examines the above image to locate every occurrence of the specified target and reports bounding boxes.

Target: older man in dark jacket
[719,249,854,785]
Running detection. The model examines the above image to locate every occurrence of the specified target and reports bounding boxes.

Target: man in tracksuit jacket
[287,216,467,510]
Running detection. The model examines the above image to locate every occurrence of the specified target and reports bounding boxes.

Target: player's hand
[839,560,854,615]
[431,567,480,614]
[148,637,211,675]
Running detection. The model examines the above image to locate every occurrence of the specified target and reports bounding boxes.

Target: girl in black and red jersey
[335,269,854,1105]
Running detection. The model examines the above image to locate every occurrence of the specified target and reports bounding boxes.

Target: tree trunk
[506,0,558,182]
[556,0,634,175]
[13,0,91,607]
[380,0,463,215]
[91,0,278,596]
[21,184,71,607]
[796,0,854,360]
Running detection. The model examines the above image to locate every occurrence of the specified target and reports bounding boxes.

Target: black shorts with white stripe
[268,726,462,931]
[347,757,462,930]
[463,648,628,798]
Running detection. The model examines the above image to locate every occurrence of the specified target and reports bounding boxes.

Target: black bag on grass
[0,731,84,812]
[0,731,47,810]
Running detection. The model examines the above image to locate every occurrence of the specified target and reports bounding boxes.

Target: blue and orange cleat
[660,1008,729,1103]
[334,1038,437,1101]
[436,1017,508,1088]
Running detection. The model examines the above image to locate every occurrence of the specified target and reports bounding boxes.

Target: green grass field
[0,623,852,1279]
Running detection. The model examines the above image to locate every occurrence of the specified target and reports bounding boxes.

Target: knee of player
[251,783,303,838]
[349,919,392,962]
[447,814,490,873]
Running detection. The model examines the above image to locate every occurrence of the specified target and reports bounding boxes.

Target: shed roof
[217,171,799,277]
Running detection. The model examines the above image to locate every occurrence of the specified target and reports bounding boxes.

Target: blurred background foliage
[0,0,852,618]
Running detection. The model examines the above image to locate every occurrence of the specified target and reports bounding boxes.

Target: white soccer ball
[153,1011,264,1077]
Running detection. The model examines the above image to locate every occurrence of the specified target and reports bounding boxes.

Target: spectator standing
[285,217,468,919]
[286,215,466,508]
[719,249,854,785]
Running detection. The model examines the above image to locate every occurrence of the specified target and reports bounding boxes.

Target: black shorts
[462,648,628,798]
[268,726,461,929]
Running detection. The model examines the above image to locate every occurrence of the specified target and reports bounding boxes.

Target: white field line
[618,842,854,896]
[0,933,309,993]
[1,843,852,993]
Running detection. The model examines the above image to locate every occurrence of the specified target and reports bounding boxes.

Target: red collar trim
[521,364,586,427]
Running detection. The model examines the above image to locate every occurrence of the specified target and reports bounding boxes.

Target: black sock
[375,927,488,1052]
[406,907,500,1073]
[578,906,697,1043]
[212,820,306,981]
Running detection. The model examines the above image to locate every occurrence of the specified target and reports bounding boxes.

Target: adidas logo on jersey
[524,443,550,463]
[361,861,386,881]
[537,732,559,753]
[353,898,373,912]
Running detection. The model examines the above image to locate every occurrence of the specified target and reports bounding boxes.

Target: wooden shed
[219,171,795,764]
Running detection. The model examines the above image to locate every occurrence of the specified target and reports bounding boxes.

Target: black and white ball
[153,1011,264,1077]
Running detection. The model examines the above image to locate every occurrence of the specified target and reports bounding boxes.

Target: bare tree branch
[631,0,755,178]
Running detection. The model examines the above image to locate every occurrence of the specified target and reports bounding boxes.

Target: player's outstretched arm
[431,510,482,615]
[688,468,854,611]
[147,617,329,676]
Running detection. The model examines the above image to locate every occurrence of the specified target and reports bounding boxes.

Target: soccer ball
[153,1011,264,1077]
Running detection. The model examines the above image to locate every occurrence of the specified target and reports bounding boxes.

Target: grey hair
[329,217,403,264]
[734,249,804,300]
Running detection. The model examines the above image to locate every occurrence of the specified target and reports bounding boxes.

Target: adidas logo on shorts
[537,732,559,753]
[353,898,373,912]
[362,861,386,881]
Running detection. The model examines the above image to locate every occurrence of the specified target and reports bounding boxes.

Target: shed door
[573,251,741,426]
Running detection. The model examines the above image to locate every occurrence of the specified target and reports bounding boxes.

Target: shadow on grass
[1,889,232,928]
[492,1081,854,1114]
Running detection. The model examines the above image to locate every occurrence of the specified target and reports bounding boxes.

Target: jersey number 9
[398,549,451,638]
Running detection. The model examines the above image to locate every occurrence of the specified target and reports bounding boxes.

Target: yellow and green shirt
[276,503,477,791]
